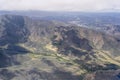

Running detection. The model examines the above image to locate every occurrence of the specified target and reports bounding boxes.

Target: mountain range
[0,11,120,80]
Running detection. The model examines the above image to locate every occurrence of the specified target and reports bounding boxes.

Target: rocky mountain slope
[0,15,120,80]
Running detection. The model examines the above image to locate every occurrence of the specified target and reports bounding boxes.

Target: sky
[0,0,120,12]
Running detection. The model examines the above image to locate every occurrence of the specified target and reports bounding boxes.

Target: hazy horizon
[0,0,120,12]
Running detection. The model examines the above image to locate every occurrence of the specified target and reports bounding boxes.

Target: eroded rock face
[52,26,93,56]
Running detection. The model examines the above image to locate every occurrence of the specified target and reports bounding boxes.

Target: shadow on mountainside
[0,15,30,68]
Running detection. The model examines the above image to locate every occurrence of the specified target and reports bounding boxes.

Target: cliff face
[0,15,120,80]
